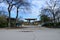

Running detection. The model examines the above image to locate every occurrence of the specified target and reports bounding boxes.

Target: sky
[0,0,48,21]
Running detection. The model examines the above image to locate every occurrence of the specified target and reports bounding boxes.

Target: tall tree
[0,0,30,27]
[41,0,60,26]
[0,0,25,28]
[15,0,30,27]
[6,0,15,28]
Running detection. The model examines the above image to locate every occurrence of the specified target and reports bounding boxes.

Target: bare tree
[15,0,30,27]
[0,0,30,28]
[6,0,13,28]
[43,0,60,26]
[0,0,24,28]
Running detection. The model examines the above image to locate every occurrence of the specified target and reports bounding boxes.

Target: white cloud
[28,0,46,19]
[0,0,48,20]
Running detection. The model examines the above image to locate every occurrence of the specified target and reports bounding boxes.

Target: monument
[25,18,37,25]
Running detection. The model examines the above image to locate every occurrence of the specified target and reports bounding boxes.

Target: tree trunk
[8,5,11,28]
[53,14,56,27]
[8,10,11,28]
[57,18,59,22]
[8,5,13,28]
[16,8,19,27]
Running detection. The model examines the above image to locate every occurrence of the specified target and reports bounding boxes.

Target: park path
[0,25,60,40]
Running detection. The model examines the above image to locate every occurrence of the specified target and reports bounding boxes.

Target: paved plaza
[0,25,60,40]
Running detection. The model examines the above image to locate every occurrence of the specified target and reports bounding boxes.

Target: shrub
[42,22,60,28]
[0,22,8,28]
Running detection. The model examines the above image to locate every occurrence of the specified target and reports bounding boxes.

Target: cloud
[28,0,46,18]
[0,0,47,20]
[19,0,47,20]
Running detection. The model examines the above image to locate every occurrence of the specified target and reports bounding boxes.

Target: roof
[25,18,37,20]
[6,18,16,20]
